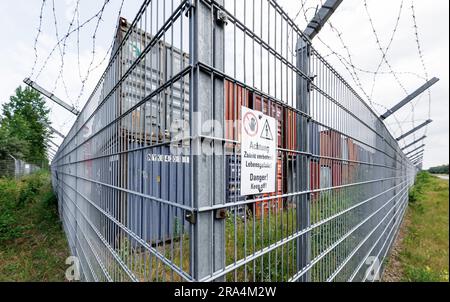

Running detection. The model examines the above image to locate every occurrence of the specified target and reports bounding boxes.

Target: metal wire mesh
[51,0,417,282]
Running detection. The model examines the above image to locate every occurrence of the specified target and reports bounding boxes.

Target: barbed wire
[318,25,374,106]
[410,1,430,82]
[90,0,125,75]
[50,0,78,107]
[30,0,47,79]
[364,0,416,146]
[74,0,125,110]
[411,0,432,140]
[294,0,411,139]
[296,1,372,103]
[31,0,125,112]
[33,3,112,82]
[76,5,84,85]
[321,49,427,81]
[363,0,420,149]
[366,0,404,100]
[363,0,409,97]
[75,0,111,107]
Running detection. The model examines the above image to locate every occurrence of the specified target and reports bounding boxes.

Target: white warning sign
[241,106,277,196]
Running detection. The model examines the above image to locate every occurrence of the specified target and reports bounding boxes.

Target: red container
[319,130,343,187]
[310,160,320,200]
[341,137,358,185]
[284,108,297,153]
[255,157,284,217]
[225,81,252,142]
[225,80,285,217]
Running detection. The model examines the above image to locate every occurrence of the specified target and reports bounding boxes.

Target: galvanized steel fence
[51,0,417,282]
[0,154,41,178]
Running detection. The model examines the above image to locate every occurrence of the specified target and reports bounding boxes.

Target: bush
[409,172,432,204]
[0,180,22,242]
[0,172,52,243]
[18,173,46,206]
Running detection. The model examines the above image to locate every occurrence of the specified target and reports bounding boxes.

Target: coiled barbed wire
[75,0,111,107]
[51,0,77,106]
[366,0,404,100]
[30,0,47,79]
[34,3,112,81]
[363,0,409,96]
[411,0,432,141]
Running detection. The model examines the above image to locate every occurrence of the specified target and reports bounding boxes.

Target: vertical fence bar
[191,0,226,281]
[296,37,311,282]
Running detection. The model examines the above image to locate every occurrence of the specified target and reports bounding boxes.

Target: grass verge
[0,171,69,281]
[384,172,449,282]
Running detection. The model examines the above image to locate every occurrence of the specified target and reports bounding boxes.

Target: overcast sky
[0,0,448,169]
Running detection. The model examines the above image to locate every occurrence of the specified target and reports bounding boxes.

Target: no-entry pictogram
[243,111,259,137]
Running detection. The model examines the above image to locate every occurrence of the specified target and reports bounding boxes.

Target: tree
[0,123,30,159]
[428,165,449,175]
[0,86,51,165]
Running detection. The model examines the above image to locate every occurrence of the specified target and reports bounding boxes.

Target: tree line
[428,165,449,175]
[0,86,51,167]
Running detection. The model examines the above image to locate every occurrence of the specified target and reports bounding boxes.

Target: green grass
[122,190,365,282]
[396,172,449,282]
[0,171,69,281]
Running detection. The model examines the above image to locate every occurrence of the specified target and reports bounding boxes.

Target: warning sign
[241,106,277,196]
[261,120,274,141]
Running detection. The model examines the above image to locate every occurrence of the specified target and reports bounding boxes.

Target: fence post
[191,0,226,281]
[296,37,311,282]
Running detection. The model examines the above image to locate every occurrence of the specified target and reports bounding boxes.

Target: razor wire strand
[363,0,409,97]
[404,0,431,161]
[89,0,125,75]
[300,0,424,144]
[363,0,420,150]
[75,0,111,107]
[51,0,80,107]
[290,0,409,164]
[308,0,376,108]
[363,0,432,150]
[411,0,432,140]
[76,3,83,84]
[318,0,425,143]
[30,0,115,142]
[30,0,47,79]
[73,0,125,109]
[365,0,404,101]
[34,2,112,82]
[296,0,375,111]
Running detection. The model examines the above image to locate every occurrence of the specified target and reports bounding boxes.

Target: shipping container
[342,137,358,185]
[224,80,285,217]
[127,143,190,244]
[284,121,357,197]
[114,17,190,141]
[319,130,343,188]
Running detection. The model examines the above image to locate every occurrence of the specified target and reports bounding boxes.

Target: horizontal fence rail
[51,0,417,282]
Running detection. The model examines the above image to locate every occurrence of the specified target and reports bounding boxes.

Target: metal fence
[0,154,41,178]
[51,0,417,282]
